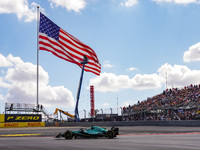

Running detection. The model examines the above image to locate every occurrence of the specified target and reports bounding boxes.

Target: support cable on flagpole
[37,6,40,111]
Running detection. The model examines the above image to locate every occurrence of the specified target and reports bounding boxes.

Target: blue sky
[1,0,200,118]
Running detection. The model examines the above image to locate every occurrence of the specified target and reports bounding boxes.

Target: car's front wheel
[64,130,73,139]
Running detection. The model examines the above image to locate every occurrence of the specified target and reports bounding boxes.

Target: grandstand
[122,84,200,121]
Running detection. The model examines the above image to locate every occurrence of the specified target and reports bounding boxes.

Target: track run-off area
[1,126,200,150]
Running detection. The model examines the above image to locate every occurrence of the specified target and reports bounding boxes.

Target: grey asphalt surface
[0,126,200,150]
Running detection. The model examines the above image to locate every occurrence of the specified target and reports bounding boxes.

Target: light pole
[117,96,119,115]
[83,109,86,121]
[165,72,168,90]
[120,107,123,121]
[110,108,112,121]
[101,109,103,122]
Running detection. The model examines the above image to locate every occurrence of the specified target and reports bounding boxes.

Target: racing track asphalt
[1,126,200,150]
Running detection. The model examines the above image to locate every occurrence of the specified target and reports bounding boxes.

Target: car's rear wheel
[64,130,73,139]
[106,130,115,139]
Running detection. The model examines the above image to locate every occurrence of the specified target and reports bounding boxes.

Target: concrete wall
[45,120,200,127]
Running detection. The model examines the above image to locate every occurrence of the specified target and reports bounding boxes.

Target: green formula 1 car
[55,126,119,139]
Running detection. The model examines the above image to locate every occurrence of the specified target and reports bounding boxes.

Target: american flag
[39,12,101,76]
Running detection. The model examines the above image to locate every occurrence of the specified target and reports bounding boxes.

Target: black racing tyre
[64,130,73,139]
[106,130,115,139]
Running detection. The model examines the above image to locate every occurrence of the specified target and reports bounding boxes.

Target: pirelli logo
[28,122,42,127]
[4,123,19,127]
[5,114,42,122]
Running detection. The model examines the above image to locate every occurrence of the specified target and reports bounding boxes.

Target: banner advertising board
[90,85,95,118]
[0,122,45,128]
[5,114,42,122]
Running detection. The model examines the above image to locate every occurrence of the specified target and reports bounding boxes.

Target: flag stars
[39,13,60,41]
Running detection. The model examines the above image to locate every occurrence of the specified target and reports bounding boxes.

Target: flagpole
[37,6,40,111]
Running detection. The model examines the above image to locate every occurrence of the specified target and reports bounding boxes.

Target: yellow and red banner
[0,122,45,128]
[0,114,45,128]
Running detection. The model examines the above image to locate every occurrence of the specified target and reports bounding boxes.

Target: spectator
[123,84,200,121]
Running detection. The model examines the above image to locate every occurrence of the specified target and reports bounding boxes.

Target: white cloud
[0,0,43,22]
[0,77,10,88]
[152,0,199,4]
[90,63,200,92]
[89,72,163,92]
[122,100,135,107]
[131,73,163,90]
[120,0,138,7]
[127,67,138,71]
[103,61,114,68]
[0,54,13,67]
[158,63,200,88]
[0,94,3,100]
[90,73,130,92]
[1,70,5,74]
[153,0,172,2]
[102,102,110,107]
[183,42,200,62]
[0,53,75,108]
[5,62,49,85]
[48,0,86,13]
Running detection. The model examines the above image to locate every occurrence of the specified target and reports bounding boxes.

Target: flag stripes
[39,13,101,76]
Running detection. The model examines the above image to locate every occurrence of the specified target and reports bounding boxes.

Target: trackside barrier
[0,122,45,128]
[45,120,200,127]
[0,114,4,122]
[0,114,45,128]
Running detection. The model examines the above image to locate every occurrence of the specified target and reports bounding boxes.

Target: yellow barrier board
[0,114,5,123]
[0,122,45,128]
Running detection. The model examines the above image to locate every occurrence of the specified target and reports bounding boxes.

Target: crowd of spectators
[122,84,200,121]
